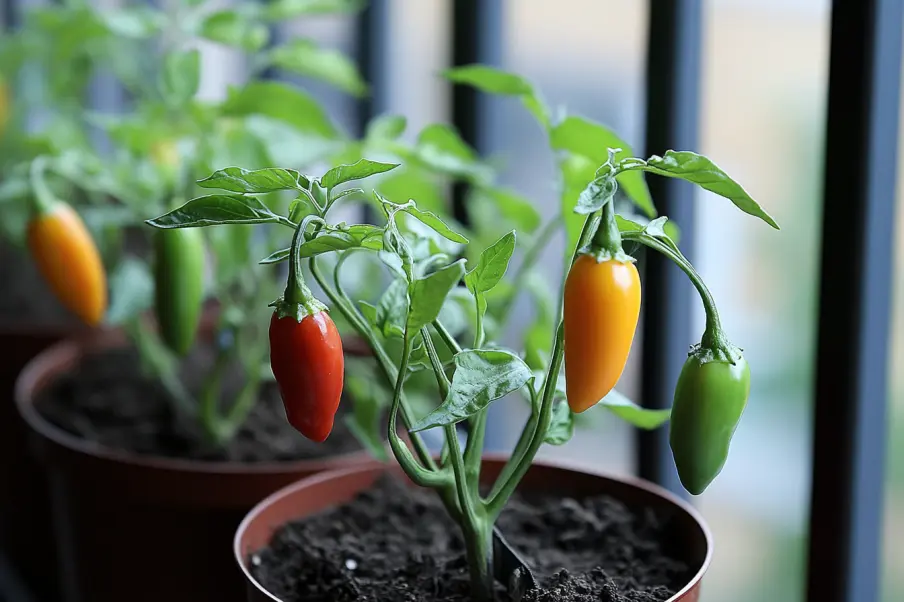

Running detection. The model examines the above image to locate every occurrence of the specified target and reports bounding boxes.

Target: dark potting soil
[251,476,691,602]
[35,347,362,463]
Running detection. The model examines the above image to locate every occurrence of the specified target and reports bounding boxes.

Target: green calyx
[272,218,328,321]
[584,199,634,263]
[691,332,744,366]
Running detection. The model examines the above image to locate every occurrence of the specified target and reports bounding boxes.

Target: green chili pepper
[669,344,750,495]
[154,227,205,355]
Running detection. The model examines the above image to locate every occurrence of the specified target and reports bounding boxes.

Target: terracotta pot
[0,323,85,601]
[15,331,378,602]
[235,457,713,602]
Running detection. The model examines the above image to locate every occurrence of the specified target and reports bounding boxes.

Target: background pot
[15,331,379,602]
[235,457,713,602]
[0,323,84,601]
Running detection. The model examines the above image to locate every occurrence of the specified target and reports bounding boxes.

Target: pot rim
[234,454,714,602]
[14,331,373,477]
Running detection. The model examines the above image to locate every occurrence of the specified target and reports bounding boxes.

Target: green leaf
[199,10,269,51]
[443,64,533,96]
[478,187,541,233]
[259,248,290,264]
[159,49,200,106]
[366,114,406,141]
[550,116,655,217]
[623,151,779,229]
[544,401,574,445]
[321,159,399,190]
[399,204,469,244]
[263,0,365,20]
[560,154,598,254]
[146,194,281,228]
[415,124,488,180]
[597,390,670,429]
[465,231,516,295]
[101,8,164,38]
[223,81,338,139]
[197,167,304,193]
[358,301,378,325]
[268,38,367,97]
[375,168,445,215]
[575,175,618,215]
[289,195,317,222]
[407,260,466,331]
[376,279,409,338]
[410,349,532,431]
[296,225,383,258]
[105,257,154,325]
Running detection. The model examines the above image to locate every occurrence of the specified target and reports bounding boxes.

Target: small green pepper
[154,227,206,355]
[669,343,750,495]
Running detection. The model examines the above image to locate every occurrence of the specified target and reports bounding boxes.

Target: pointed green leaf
[263,0,365,20]
[443,65,533,96]
[320,159,399,190]
[197,167,304,193]
[623,150,779,229]
[544,401,574,445]
[269,38,367,97]
[575,175,618,215]
[407,260,466,331]
[223,81,338,139]
[550,115,655,217]
[199,10,269,51]
[366,114,407,141]
[465,231,516,295]
[410,349,532,431]
[260,248,290,264]
[376,279,408,338]
[159,49,200,106]
[400,204,469,244]
[146,194,281,228]
[597,390,671,429]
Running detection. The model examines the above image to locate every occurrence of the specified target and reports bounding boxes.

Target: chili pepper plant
[148,66,779,599]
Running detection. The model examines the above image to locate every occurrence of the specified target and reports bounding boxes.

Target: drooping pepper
[563,198,641,413]
[669,337,750,495]
[26,178,107,326]
[154,224,205,356]
[269,223,344,442]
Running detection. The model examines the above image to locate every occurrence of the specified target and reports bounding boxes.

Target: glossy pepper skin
[27,201,107,325]
[154,228,205,355]
[563,254,641,412]
[669,351,751,495]
[269,310,344,442]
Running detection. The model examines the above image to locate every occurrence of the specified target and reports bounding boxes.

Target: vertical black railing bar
[355,0,387,224]
[1,0,18,29]
[449,0,501,225]
[805,0,903,601]
[636,0,702,496]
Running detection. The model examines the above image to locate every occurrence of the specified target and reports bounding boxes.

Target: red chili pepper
[269,310,344,442]
[268,224,344,442]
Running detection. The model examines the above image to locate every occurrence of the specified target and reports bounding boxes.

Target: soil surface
[35,347,362,463]
[250,476,691,602]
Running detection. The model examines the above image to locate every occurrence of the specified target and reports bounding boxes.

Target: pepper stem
[29,156,59,216]
[273,222,326,320]
[587,198,633,263]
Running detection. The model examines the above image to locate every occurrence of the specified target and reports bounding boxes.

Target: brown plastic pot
[0,322,85,600]
[15,330,379,602]
[235,457,713,602]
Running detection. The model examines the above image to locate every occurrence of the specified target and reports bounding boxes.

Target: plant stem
[622,231,725,347]
[199,348,228,444]
[485,213,597,518]
[309,257,438,472]
[387,332,448,488]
